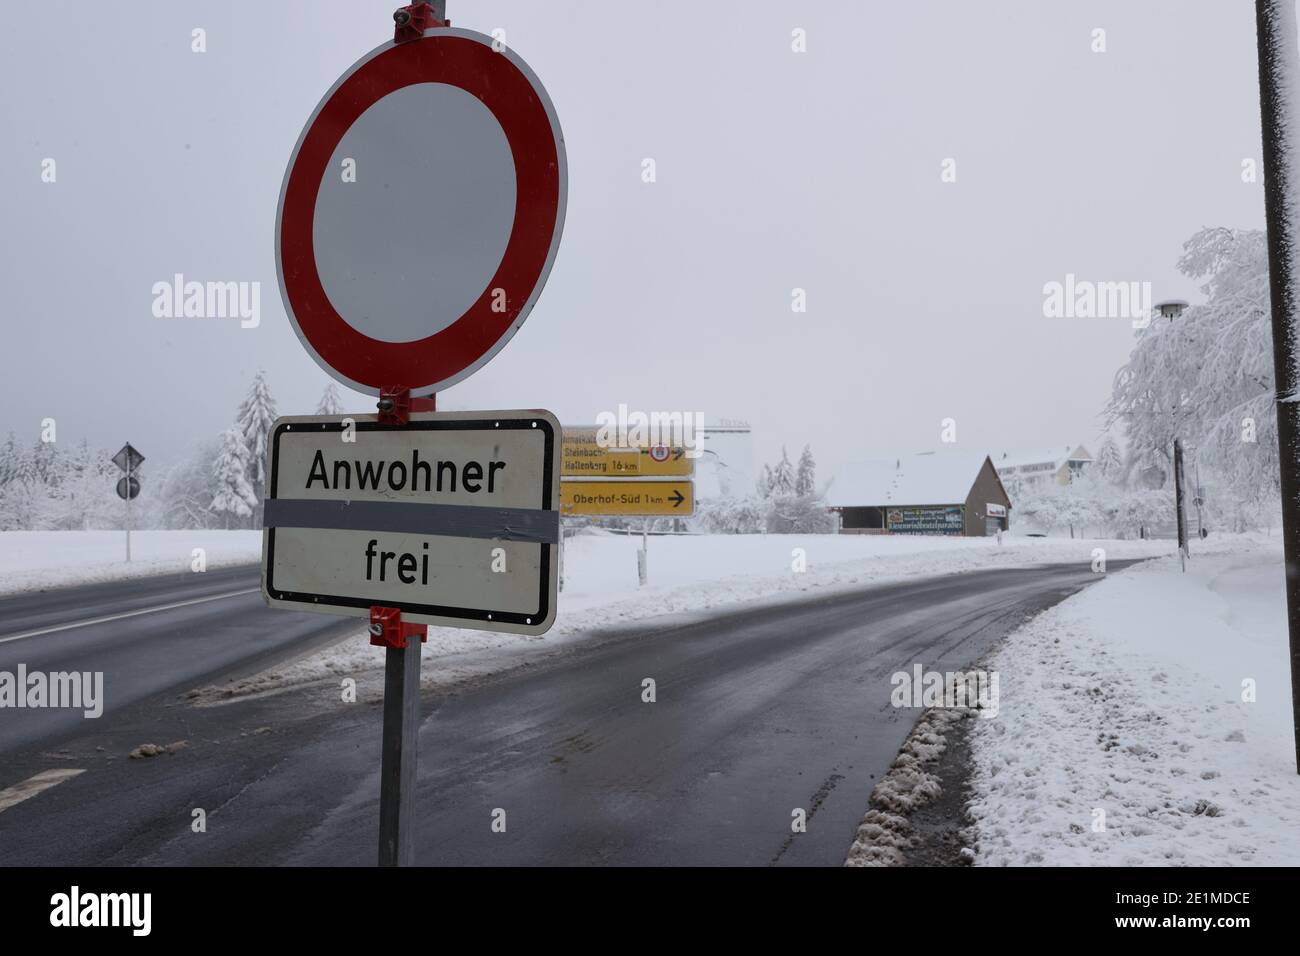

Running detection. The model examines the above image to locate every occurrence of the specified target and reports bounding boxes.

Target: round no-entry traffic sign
[116,476,141,501]
[276,27,567,395]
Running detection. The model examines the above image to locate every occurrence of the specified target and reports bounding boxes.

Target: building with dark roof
[826,452,1012,536]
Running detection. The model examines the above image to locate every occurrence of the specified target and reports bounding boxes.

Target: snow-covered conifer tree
[315,382,343,416]
[211,429,257,528]
[235,369,278,506]
[771,448,795,496]
[1094,437,1125,485]
[795,445,816,497]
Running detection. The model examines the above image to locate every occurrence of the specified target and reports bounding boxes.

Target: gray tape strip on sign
[264,498,560,545]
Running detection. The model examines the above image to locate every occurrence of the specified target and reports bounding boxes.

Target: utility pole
[1156,299,1191,570]
[1193,459,1206,539]
[1173,438,1189,571]
[1256,0,1300,773]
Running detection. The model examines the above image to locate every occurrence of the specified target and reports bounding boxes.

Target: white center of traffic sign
[276,27,567,395]
[314,83,518,343]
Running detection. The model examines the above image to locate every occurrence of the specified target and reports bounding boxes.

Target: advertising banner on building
[886,506,964,534]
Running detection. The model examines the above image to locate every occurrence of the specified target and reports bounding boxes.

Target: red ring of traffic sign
[276,28,567,395]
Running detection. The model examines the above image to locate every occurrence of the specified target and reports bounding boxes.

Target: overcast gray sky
[0,0,1269,479]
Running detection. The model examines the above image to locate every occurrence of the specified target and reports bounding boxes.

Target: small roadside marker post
[639,519,649,586]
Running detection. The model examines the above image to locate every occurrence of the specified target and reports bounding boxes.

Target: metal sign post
[377,626,423,866]
[1255,0,1300,773]
[111,443,145,562]
[559,427,697,586]
[261,402,562,866]
[373,389,434,868]
[125,458,132,562]
[268,0,569,864]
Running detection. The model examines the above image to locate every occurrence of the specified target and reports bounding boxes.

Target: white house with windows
[994,445,1093,489]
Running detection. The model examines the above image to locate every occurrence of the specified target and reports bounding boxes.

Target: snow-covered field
[206,530,1196,700]
[0,530,262,594]
[969,538,1300,866]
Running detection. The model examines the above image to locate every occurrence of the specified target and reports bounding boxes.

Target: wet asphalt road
[0,560,1134,866]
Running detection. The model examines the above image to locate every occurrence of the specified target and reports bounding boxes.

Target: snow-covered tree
[153,439,221,529]
[1012,466,1184,539]
[33,439,60,484]
[765,492,835,534]
[1014,471,1128,538]
[235,369,278,514]
[211,429,257,528]
[0,478,52,531]
[0,438,63,530]
[1110,487,1175,539]
[795,445,816,497]
[1110,227,1277,510]
[1094,437,1125,485]
[749,445,830,532]
[47,440,118,530]
[0,433,25,486]
[770,447,795,496]
[697,495,766,534]
[316,382,343,416]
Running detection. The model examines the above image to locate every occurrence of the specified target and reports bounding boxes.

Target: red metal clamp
[369,606,429,649]
[378,386,412,425]
[378,387,435,425]
[393,2,448,43]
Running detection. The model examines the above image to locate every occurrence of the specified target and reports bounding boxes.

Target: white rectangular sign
[261,410,560,635]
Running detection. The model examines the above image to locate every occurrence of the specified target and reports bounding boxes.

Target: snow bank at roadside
[204,531,1237,701]
[845,706,971,866]
[0,530,262,595]
[968,540,1300,866]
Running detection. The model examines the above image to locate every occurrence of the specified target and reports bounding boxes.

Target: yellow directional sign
[561,427,694,477]
[560,480,695,516]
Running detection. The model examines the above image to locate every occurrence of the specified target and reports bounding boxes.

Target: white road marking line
[0,768,85,814]
[0,588,261,645]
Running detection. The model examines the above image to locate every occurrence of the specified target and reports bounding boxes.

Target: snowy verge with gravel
[0,530,262,595]
[968,537,1300,866]
[199,530,1222,701]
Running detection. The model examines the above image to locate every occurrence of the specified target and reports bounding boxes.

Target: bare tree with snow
[47,440,118,531]
[154,439,222,529]
[1110,227,1278,518]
